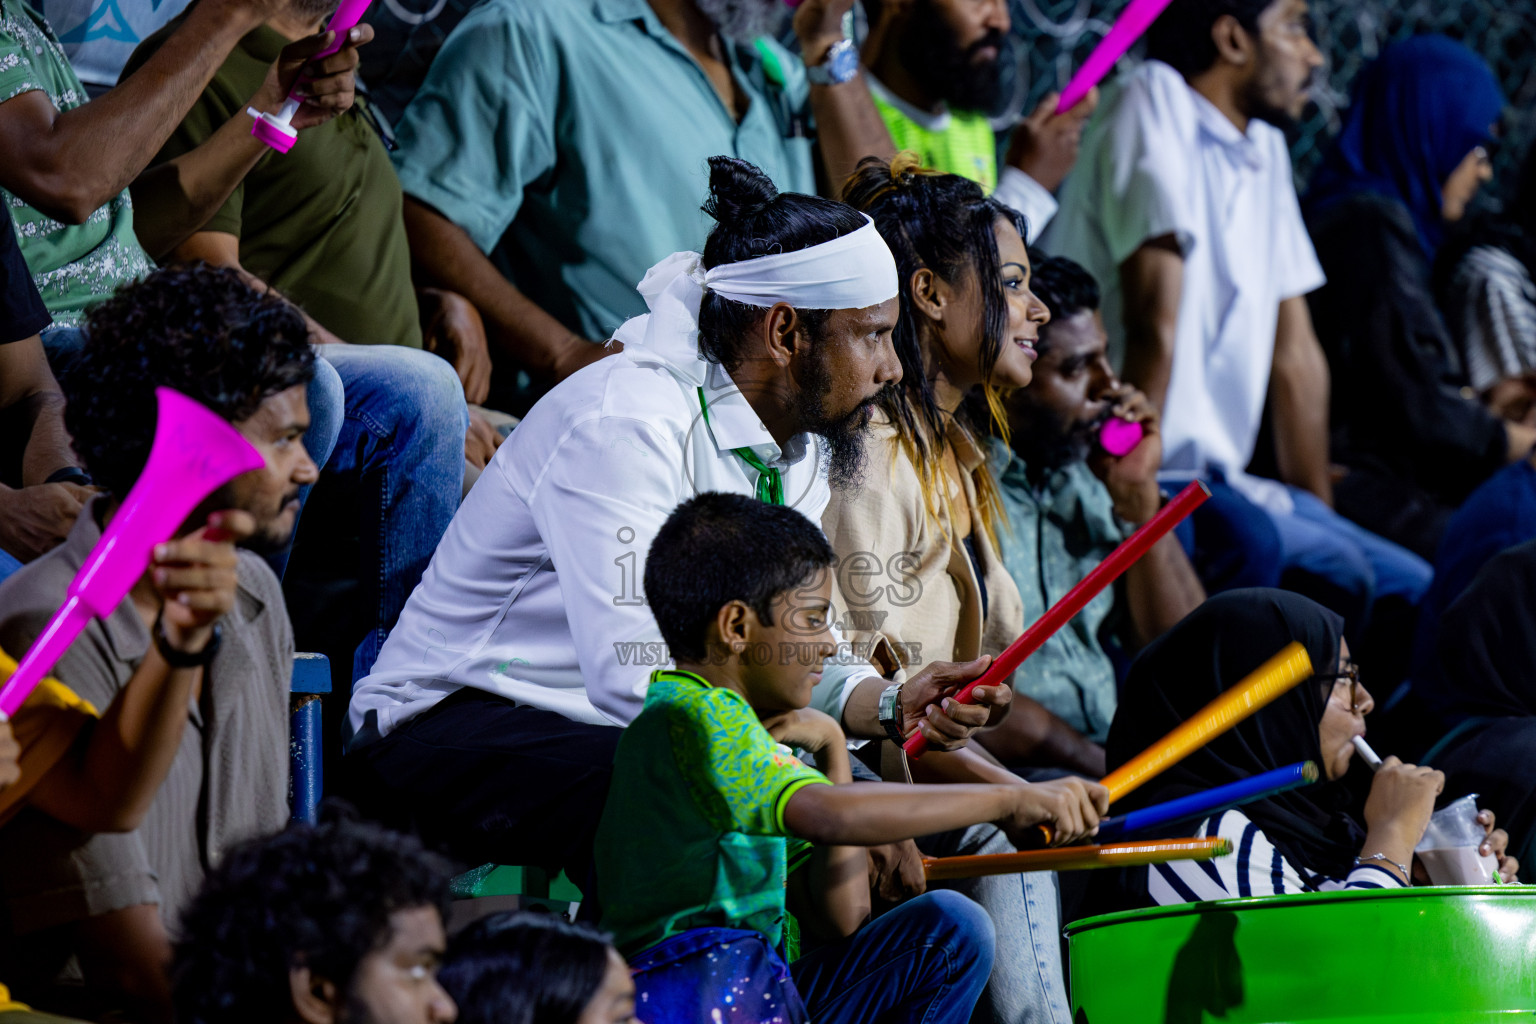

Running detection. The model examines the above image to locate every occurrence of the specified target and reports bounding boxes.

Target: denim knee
[903,889,996,973]
[304,353,345,471]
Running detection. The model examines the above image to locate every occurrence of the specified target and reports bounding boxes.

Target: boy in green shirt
[596,492,1107,1023]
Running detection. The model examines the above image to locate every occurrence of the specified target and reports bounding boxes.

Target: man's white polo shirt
[1043,60,1325,511]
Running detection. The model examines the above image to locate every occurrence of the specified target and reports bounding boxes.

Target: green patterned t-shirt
[0,0,153,326]
[596,670,828,957]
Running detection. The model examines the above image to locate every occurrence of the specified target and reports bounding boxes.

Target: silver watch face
[826,38,859,83]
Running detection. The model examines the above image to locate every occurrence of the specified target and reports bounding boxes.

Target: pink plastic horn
[0,388,264,719]
[1056,0,1175,113]
[249,0,374,153]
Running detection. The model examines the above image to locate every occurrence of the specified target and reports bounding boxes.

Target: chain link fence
[1003,0,1536,189]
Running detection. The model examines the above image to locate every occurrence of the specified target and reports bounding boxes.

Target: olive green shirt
[124,14,421,347]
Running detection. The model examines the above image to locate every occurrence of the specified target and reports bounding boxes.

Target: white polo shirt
[1042,60,1325,512]
[346,313,878,743]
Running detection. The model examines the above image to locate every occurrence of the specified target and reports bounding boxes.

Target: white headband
[689,216,898,310]
[613,216,899,367]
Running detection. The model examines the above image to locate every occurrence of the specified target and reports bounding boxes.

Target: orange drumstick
[1100,641,1314,804]
[922,837,1231,881]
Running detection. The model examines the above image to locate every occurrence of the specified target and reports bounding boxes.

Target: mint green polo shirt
[596,670,827,957]
[989,438,1127,744]
[389,0,815,344]
[0,0,152,326]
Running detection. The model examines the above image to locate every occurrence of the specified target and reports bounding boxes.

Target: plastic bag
[1415,794,1501,885]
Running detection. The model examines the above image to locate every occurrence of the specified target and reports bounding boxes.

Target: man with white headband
[343,157,1014,886]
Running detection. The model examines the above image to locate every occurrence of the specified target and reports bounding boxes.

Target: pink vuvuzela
[1056,0,1176,113]
[0,389,264,719]
[250,0,375,153]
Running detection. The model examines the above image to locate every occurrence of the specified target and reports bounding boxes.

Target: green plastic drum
[1066,886,1536,1023]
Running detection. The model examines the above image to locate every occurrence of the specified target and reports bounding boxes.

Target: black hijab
[1104,590,1364,880]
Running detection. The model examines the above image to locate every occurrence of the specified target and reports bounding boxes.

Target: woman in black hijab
[1096,590,1511,912]
[1422,539,1536,872]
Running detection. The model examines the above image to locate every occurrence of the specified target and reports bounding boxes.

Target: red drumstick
[903,480,1210,758]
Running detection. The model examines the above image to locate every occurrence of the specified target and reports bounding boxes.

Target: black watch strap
[45,466,91,487]
[152,616,222,669]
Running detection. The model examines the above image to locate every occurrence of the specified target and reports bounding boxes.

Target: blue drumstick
[1095,761,1319,842]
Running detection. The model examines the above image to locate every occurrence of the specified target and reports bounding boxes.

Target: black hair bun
[703,155,779,227]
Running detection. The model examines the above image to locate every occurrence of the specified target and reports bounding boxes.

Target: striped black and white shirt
[1146,810,1407,905]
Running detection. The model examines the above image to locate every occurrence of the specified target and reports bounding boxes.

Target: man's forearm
[1271,298,1333,502]
[20,390,78,485]
[402,198,585,376]
[0,0,263,221]
[1118,241,1184,411]
[1123,533,1205,646]
[808,75,896,196]
[130,115,269,260]
[29,653,201,833]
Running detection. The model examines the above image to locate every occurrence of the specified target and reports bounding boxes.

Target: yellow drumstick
[1100,641,1314,804]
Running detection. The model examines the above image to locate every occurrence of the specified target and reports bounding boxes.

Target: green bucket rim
[1065,884,1531,936]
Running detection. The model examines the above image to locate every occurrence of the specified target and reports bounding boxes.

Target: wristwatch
[877,681,905,744]
[806,38,859,87]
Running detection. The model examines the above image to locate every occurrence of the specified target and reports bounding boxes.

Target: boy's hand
[900,657,1012,751]
[1000,777,1109,848]
[762,708,845,755]
[150,510,255,655]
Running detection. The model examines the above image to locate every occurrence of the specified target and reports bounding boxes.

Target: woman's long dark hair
[841,153,1026,543]
[438,912,616,1024]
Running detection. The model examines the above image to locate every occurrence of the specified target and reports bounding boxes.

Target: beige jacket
[823,412,1023,678]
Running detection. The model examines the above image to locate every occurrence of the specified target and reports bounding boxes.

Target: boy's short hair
[439,912,614,1024]
[644,492,835,663]
[1145,0,1272,79]
[172,809,451,1024]
[1028,252,1102,325]
[66,263,315,501]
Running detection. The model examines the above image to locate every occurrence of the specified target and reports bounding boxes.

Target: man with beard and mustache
[1042,0,1431,642]
[859,0,1097,244]
[0,265,317,1020]
[173,815,457,1024]
[386,0,900,411]
[983,254,1203,767]
[344,157,1015,893]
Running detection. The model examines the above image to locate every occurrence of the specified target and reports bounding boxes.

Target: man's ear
[761,302,811,369]
[908,267,944,323]
[290,967,341,1024]
[1211,13,1256,67]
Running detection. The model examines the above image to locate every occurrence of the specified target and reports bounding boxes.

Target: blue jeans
[791,890,995,1024]
[1171,475,1431,634]
[0,549,21,587]
[306,344,467,681]
[920,825,1069,1024]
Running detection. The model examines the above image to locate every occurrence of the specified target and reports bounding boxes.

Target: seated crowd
[0,0,1532,1019]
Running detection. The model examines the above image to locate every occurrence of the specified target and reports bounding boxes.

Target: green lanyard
[697,387,785,505]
